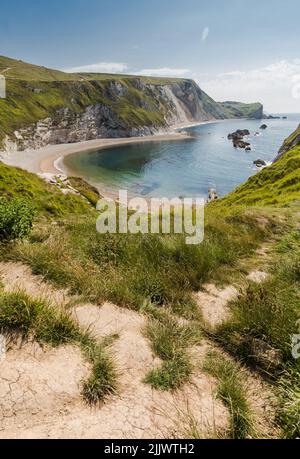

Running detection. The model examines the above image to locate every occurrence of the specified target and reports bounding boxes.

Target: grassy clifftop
[0,55,184,85]
[0,77,170,145]
[276,124,300,160]
[219,101,263,119]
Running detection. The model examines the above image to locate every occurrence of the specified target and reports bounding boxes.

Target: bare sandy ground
[0,254,278,439]
[0,262,229,439]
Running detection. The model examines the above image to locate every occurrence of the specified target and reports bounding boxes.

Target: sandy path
[0,262,229,439]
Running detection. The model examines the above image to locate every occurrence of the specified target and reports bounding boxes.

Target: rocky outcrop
[228,129,251,149]
[10,107,161,151]
[228,129,250,140]
[207,188,218,203]
[254,159,267,167]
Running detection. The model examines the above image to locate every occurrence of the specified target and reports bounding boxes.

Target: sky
[1,0,300,112]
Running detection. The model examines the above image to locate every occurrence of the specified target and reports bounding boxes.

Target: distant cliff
[218,101,263,120]
[0,55,263,151]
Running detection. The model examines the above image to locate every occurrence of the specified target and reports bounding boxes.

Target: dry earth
[0,262,229,439]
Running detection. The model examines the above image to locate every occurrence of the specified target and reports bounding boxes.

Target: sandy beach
[1,131,195,177]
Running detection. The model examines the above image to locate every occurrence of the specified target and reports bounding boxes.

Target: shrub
[0,198,35,241]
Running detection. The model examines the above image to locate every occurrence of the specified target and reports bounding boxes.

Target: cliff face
[0,56,263,152]
[275,124,300,161]
[1,79,222,151]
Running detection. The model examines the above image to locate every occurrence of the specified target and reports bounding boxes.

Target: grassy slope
[0,55,184,84]
[0,161,93,216]
[211,146,300,208]
[0,56,187,146]
[277,124,300,158]
[220,101,263,119]
[0,78,168,143]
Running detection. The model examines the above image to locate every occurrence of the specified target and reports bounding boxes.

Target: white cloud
[200,59,300,112]
[64,62,191,79]
[202,27,209,42]
[135,67,191,78]
[65,62,129,74]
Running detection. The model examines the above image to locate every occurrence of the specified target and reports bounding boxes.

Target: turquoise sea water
[63,114,300,199]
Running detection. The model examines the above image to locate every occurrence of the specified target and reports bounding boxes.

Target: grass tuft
[143,315,201,391]
[81,341,117,404]
[0,290,78,345]
[0,289,117,404]
[203,351,255,439]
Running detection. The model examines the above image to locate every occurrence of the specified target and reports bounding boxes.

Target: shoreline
[0,120,215,199]
[1,127,203,176]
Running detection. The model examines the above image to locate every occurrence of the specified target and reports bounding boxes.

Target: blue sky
[1,0,300,111]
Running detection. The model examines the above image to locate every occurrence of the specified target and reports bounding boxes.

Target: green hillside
[219,101,263,119]
[212,143,300,208]
[276,124,300,160]
[0,55,185,84]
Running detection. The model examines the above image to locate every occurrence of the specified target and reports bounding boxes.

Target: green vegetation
[5,208,278,319]
[0,288,117,404]
[0,198,34,241]
[0,290,80,346]
[212,146,300,208]
[0,55,185,147]
[0,55,263,148]
[216,231,300,368]
[81,339,117,404]
[144,315,201,390]
[219,101,263,119]
[0,75,168,147]
[0,55,185,84]
[277,124,300,158]
[68,177,100,207]
[0,161,92,216]
[0,113,299,434]
[213,229,300,438]
[203,351,255,439]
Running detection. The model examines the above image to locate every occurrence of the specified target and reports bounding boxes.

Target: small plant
[277,367,300,439]
[0,289,117,404]
[0,198,35,241]
[81,342,117,404]
[203,351,255,439]
[0,290,78,345]
[145,356,192,391]
[144,315,200,391]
